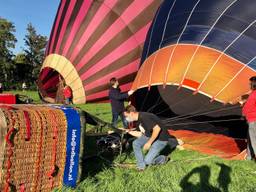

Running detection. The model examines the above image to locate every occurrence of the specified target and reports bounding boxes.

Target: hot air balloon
[38,0,163,104]
[131,0,256,159]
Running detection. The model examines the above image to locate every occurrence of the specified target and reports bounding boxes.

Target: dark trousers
[112,112,128,128]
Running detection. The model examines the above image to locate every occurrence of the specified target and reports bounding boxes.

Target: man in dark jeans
[109,77,133,128]
[123,105,171,171]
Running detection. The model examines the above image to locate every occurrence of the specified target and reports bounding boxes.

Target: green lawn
[4,90,41,103]
[58,151,256,192]
[3,91,256,192]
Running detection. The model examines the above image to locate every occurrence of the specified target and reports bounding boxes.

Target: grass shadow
[180,163,232,192]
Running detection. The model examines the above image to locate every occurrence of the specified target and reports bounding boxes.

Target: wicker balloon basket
[0,105,86,192]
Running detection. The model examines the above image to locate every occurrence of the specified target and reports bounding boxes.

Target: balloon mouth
[37,67,63,102]
[37,54,86,104]
[134,85,247,138]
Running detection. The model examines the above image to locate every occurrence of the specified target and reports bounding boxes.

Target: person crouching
[123,105,170,171]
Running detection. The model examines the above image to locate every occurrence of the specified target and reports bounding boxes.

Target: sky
[0,0,60,54]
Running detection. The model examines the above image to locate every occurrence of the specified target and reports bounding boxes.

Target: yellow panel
[41,54,86,104]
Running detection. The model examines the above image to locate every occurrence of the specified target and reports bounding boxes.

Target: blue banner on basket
[57,106,81,187]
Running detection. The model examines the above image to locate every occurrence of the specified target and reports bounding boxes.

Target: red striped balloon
[38,0,162,103]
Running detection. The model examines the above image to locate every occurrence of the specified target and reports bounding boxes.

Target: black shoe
[165,156,171,163]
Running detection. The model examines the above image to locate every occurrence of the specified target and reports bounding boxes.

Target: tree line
[0,17,47,90]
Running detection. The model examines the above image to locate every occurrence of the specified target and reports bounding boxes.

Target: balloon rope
[164,118,243,127]
[163,99,214,122]
[161,102,212,122]
[155,94,194,115]
[163,105,241,123]
[139,90,150,111]
[146,95,162,112]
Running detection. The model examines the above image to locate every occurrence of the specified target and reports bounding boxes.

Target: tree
[23,23,47,82]
[14,53,31,83]
[0,17,17,84]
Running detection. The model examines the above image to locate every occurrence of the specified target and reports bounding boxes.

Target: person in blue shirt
[109,77,133,128]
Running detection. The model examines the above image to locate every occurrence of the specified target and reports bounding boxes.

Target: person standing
[242,76,256,160]
[63,84,72,105]
[123,105,171,171]
[22,82,27,92]
[109,77,133,128]
[0,83,3,93]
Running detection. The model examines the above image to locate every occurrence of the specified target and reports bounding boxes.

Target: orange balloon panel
[132,44,255,103]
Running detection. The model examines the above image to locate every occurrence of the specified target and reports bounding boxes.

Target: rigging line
[163,105,241,123]
[166,103,240,122]
[163,0,201,85]
[196,19,256,92]
[155,93,195,115]
[162,102,220,122]
[139,90,150,111]
[180,0,238,84]
[165,118,243,127]
[161,99,214,122]
[146,95,162,112]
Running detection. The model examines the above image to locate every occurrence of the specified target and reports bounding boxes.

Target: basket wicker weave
[0,109,7,186]
[0,105,84,192]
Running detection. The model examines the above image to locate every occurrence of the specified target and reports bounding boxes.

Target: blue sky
[0,0,60,54]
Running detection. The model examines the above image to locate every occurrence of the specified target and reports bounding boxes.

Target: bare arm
[143,125,161,150]
[127,130,142,138]
[116,128,142,137]
[148,125,161,145]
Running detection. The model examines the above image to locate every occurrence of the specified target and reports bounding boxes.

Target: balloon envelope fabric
[38,0,163,104]
[0,105,85,191]
[131,0,256,159]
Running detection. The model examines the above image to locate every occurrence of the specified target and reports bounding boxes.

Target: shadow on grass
[79,136,114,179]
[180,163,231,192]
[79,134,135,179]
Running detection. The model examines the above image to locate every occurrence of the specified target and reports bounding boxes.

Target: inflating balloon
[38,0,163,104]
[131,0,256,159]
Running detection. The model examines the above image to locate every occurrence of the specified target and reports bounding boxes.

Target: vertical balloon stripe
[42,75,59,89]
[84,59,139,91]
[69,0,119,61]
[59,0,85,54]
[69,0,132,64]
[51,1,72,54]
[75,0,155,71]
[48,0,67,54]
[62,0,93,56]
[45,40,50,56]
[80,22,151,81]
[77,1,160,77]
[55,0,77,54]
[82,47,141,85]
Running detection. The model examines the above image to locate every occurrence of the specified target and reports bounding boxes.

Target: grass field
[4,91,256,192]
